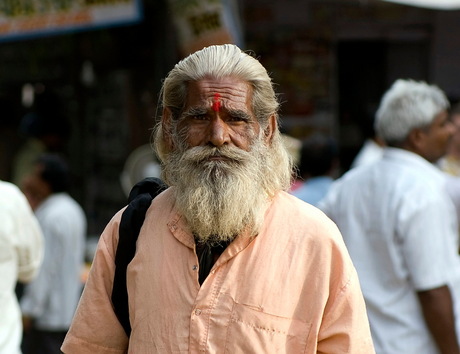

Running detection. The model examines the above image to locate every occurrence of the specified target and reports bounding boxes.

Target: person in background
[438,102,460,242]
[320,79,460,354]
[20,154,86,354]
[0,181,43,354]
[61,44,374,353]
[12,89,70,187]
[291,135,339,206]
[438,102,460,177]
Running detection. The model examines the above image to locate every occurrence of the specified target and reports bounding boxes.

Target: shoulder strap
[111,177,167,336]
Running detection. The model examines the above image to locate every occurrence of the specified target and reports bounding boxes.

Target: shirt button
[192,265,198,271]
[195,309,202,316]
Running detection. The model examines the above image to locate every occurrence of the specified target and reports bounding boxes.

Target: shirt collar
[166,187,273,261]
[382,147,445,183]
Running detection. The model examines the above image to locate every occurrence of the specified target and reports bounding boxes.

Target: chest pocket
[223,301,312,354]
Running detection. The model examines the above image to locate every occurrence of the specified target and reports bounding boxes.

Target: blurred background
[1,0,459,236]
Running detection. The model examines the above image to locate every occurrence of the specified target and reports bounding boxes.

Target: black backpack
[111,177,168,336]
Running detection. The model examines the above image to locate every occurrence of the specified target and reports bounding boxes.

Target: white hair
[162,44,278,126]
[375,79,449,145]
[154,44,282,161]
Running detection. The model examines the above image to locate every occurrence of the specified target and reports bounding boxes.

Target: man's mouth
[208,155,228,161]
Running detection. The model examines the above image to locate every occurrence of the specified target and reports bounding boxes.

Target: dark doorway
[337,39,430,172]
[337,40,387,172]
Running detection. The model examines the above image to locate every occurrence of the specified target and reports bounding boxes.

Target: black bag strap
[111,177,167,336]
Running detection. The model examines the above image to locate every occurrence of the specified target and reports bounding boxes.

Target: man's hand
[418,285,460,354]
[22,315,33,333]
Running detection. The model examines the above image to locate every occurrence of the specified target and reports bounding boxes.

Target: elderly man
[320,79,460,354]
[0,181,43,354]
[61,44,374,353]
[20,154,86,354]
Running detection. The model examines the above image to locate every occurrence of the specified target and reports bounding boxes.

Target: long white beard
[164,138,271,244]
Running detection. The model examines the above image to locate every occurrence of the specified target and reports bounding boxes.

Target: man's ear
[162,107,175,151]
[263,114,277,145]
[407,127,427,152]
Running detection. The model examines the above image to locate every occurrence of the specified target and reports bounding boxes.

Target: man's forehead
[186,78,253,107]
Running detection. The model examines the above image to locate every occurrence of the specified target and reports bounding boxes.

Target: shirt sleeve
[8,185,44,283]
[398,189,459,291]
[316,220,375,353]
[61,210,129,354]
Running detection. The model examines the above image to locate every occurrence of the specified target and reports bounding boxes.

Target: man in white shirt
[0,181,43,354]
[20,154,86,354]
[320,79,460,354]
[350,137,384,168]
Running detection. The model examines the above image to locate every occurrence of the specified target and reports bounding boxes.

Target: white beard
[164,138,271,244]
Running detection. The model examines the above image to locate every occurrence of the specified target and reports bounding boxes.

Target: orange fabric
[62,189,374,353]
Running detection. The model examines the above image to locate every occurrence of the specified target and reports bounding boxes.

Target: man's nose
[208,117,230,147]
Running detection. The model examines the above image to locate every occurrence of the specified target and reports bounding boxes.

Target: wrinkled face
[174,77,267,152]
[159,77,282,242]
[418,110,455,162]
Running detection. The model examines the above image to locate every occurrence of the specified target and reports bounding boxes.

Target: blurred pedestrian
[0,181,43,354]
[291,135,339,206]
[20,154,86,354]
[12,88,70,187]
[320,79,460,354]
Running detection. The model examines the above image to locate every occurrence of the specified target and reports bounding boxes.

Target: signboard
[0,0,143,42]
[167,0,242,56]
[381,0,460,10]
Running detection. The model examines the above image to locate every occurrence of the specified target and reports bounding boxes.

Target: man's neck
[195,238,231,285]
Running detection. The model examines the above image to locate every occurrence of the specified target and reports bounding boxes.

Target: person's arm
[316,225,375,353]
[399,190,460,353]
[61,211,128,354]
[317,269,375,353]
[12,186,43,283]
[417,285,460,354]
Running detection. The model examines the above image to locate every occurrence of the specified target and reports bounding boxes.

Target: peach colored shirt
[62,189,374,354]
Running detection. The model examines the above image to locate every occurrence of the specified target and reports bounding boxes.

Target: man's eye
[192,114,208,120]
[228,116,248,123]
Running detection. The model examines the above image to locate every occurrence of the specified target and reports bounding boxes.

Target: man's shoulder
[271,191,341,239]
[144,187,174,217]
[267,192,354,270]
[0,180,19,193]
[0,180,24,204]
[321,165,372,199]
[276,191,327,215]
[49,193,84,214]
[38,193,86,227]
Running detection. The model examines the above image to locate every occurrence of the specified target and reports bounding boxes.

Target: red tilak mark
[212,93,221,112]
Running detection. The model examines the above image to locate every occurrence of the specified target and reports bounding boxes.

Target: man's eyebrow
[227,109,253,121]
[181,106,207,118]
